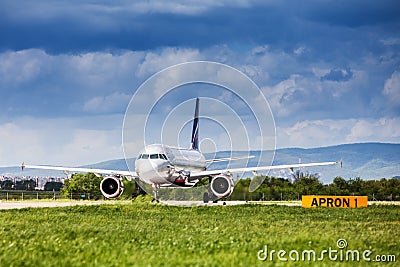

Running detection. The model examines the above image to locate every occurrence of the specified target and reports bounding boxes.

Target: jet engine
[100,176,124,199]
[210,174,234,199]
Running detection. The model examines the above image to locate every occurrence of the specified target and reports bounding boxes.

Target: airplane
[22,98,341,203]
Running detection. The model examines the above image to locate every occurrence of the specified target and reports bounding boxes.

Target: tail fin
[190,98,199,150]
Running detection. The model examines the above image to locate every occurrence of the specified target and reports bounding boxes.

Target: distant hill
[1,143,399,184]
[270,143,400,183]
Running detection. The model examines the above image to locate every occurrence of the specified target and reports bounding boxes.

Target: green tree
[227,175,400,201]
[293,174,323,196]
[14,179,36,191]
[62,173,102,199]
[44,182,64,191]
[375,178,400,201]
[0,180,14,190]
[347,177,363,195]
[360,179,379,199]
[328,176,350,195]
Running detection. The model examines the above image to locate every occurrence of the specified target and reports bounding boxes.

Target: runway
[1,200,398,210]
[0,200,108,210]
[0,200,301,209]
[160,200,302,206]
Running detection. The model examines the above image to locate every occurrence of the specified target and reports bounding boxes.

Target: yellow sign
[302,195,368,208]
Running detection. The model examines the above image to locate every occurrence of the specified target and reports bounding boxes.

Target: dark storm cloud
[303,0,400,27]
[0,1,399,165]
[0,0,398,126]
[1,0,399,54]
[321,68,353,82]
[0,5,279,52]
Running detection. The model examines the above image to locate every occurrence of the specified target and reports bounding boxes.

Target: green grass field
[0,198,399,266]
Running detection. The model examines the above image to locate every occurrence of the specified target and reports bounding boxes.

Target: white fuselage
[135,144,206,185]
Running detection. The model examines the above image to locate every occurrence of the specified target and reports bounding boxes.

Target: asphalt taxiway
[0,200,108,210]
[1,200,397,210]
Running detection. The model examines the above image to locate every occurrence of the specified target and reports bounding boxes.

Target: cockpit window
[139,153,167,160]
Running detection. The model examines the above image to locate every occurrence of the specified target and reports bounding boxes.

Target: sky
[0,0,399,167]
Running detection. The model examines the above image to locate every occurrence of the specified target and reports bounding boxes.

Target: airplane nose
[136,160,173,184]
[162,164,175,175]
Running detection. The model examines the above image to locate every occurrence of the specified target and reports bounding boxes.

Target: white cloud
[259,66,370,120]
[65,51,144,91]
[83,92,131,113]
[130,1,211,15]
[0,49,47,86]
[0,45,399,168]
[0,49,144,94]
[380,38,400,46]
[240,64,264,78]
[0,122,46,166]
[61,129,122,163]
[251,45,269,56]
[278,119,353,148]
[136,47,202,77]
[293,46,307,56]
[311,67,330,78]
[383,71,400,107]
[277,117,400,148]
[0,49,147,120]
[3,114,398,168]
[347,117,400,143]
[261,74,305,117]
[0,116,124,167]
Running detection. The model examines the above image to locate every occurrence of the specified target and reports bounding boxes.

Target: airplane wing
[21,163,136,177]
[205,155,255,164]
[190,161,341,178]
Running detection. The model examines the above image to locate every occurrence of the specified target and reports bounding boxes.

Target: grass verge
[0,199,398,266]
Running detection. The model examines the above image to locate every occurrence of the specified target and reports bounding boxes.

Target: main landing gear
[203,191,219,204]
[152,184,160,202]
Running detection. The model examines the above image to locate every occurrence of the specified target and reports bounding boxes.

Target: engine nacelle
[100,176,124,199]
[210,174,234,199]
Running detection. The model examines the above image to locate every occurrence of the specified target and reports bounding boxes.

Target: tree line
[230,175,400,201]
[1,173,399,201]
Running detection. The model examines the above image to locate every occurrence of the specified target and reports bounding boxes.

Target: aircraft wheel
[203,192,209,203]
